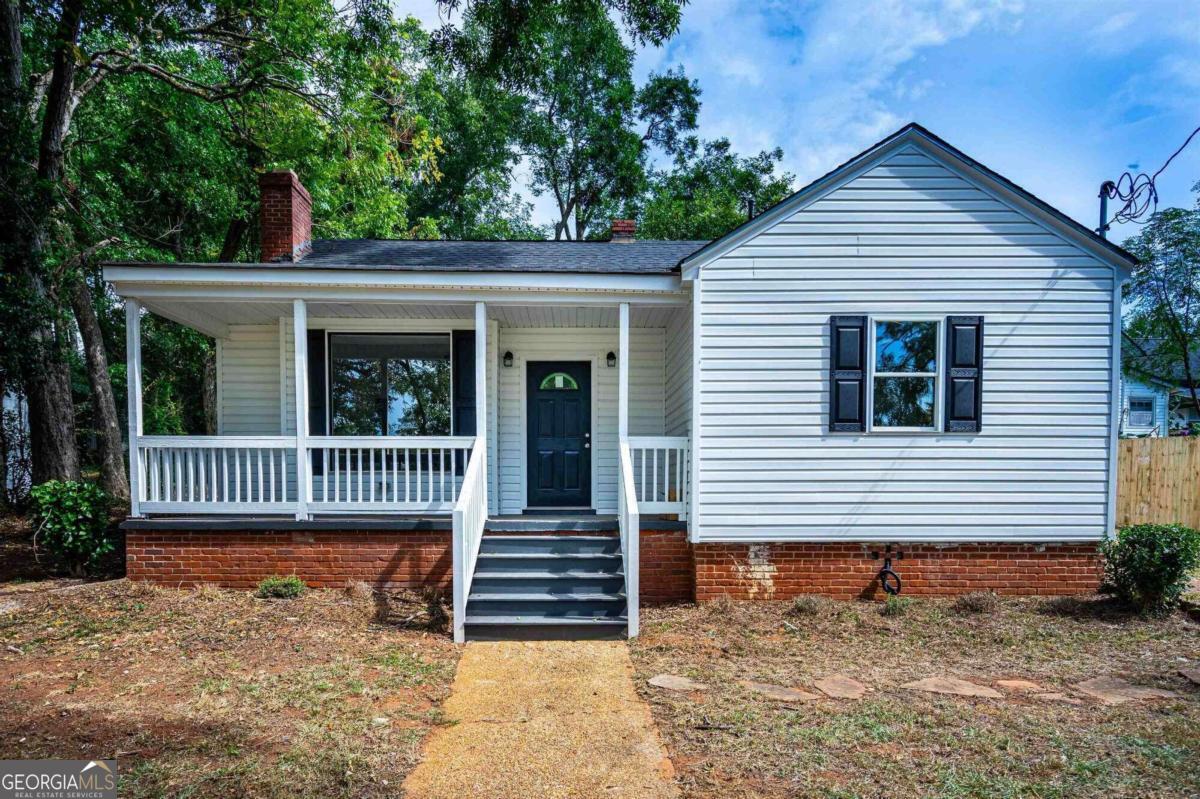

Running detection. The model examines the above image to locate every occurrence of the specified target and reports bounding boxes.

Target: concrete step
[479,535,620,556]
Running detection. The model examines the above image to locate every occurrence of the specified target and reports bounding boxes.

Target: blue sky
[396,0,1200,243]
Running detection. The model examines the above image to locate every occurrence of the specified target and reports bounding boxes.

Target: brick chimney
[259,169,312,262]
[610,219,636,243]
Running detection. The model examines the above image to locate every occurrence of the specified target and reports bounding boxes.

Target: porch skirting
[124,527,1101,601]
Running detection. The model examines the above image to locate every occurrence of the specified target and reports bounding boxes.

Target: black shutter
[307,330,327,435]
[829,315,867,432]
[451,330,476,437]
[944,316,983,433]
[451,331,476,474]
[307,330,327,474]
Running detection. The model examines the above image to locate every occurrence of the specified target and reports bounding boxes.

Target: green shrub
[256,575,306,599]
[1101,523,1200,616]
[29,480,113,575]
[952,591,1000,615]
[881,595,912,617]
[787,595,827,617]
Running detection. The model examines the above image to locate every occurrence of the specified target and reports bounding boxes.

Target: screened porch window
[329,333,451,436]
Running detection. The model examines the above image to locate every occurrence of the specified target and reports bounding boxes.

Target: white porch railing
[306,436,475,513]
[452,437,488,643]
[627,436,690,518]
[618,439,640,638]
[135,435,475,514]
[138,436,295,514]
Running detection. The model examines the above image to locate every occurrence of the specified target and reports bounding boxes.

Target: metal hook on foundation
[871,545,904,596]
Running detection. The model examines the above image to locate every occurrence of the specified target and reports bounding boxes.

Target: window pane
[875,321,937,373]
[330,334,451,436]
[1129,398,1154,427]
[873,376,935,427]
[539,372,579,390]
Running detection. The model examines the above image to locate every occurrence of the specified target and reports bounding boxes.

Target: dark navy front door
[527,361,591,508]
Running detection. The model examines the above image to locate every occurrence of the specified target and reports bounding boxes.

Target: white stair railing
[618,439,640,638]
[627,435,689,519]
[306,436,475,513]
[452,437,487,643]
[138,436,295,513]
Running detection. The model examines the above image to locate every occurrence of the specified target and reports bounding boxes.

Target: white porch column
[293,300,310,520]
[475,302,487,444]
[125,299,144,517]
[475,301,487,501]
[618,303,630,440]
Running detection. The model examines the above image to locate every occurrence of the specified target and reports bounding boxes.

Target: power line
[1098,124,1200,236]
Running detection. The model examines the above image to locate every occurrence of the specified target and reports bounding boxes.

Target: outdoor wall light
[503,351,514,367]
[606,351,617,367]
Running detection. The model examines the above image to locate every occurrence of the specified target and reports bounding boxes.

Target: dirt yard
[0,576,458,799]
[630,595,1200,799]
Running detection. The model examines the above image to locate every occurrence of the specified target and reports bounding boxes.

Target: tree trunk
[0,0,84,484]
[70,276,129,500]
[217,216,248,262]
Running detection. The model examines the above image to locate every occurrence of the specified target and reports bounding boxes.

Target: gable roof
[680,122,1139,278]
[295,239,707,274]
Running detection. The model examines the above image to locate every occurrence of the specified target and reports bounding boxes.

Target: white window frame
[867,316,944,433]
[1127,396,1155,429]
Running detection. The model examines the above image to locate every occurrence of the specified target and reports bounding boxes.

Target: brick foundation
[694,542,1102,600]
[639,529,694,604]
[126,530,452,592]
[126,530,1102,602]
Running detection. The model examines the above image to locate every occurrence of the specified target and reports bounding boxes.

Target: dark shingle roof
[295,239,709,273]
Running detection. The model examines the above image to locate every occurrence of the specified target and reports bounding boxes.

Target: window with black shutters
[829,314,983,434]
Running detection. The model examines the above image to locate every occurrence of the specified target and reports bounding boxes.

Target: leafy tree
[1,0,443,493]
[498,4,698,239]
[406,53,543,239]
[430,0,686,86]
[1122,186,1200,414]
[635,138,794,240]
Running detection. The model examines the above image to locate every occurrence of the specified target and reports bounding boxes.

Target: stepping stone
[648,674,709,692]
[1179,668,1200,686]
[1072,677,1179,705]
[738,680,819,702]
[901,677,1002,699]
[996,679,1043,693]
[814,674,868,700]
[1034,692,1083,705]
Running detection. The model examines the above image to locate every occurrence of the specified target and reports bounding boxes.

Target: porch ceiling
[140,299,682,338]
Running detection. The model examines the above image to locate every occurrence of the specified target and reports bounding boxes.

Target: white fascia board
[103,264,686,298]
[680,127,1136,281]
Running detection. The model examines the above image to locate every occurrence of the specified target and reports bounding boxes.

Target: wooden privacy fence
[1117,437,1200,530]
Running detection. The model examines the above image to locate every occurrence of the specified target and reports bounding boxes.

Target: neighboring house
[104,124,1135,641]
[1119,374,1170,437]
[1122,335,1200,436]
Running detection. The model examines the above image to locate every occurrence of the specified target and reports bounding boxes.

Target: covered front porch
[123,299,691,521]
[117,286,692,640]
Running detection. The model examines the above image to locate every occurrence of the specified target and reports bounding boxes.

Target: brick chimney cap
[258,169,311,203]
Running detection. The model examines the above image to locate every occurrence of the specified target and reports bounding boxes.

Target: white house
[104,124,1135,641]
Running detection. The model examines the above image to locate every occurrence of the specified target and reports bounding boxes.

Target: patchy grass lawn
[630,596,1200,799]
[0,578,458,798]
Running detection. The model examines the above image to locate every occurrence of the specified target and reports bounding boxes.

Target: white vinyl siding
[693,143,1117,543]
[1120,377,1168,437]
[217,324,282,435]
[665,305,692,436]
[496,327,665,514]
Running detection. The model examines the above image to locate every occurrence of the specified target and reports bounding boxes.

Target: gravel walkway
[402,640,679,799]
